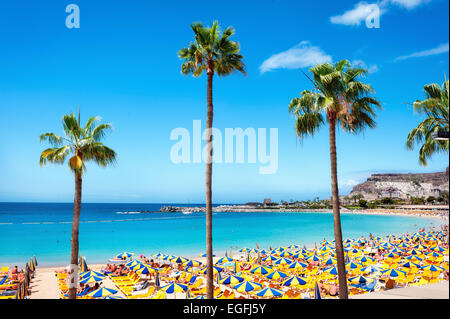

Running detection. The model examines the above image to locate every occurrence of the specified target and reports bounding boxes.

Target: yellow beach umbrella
[250,266,272,275]
[234,281,262,293]
[254,287,284,298]
[266,270,288,280]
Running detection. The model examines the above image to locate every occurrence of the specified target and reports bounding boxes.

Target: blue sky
[0,0,448,203]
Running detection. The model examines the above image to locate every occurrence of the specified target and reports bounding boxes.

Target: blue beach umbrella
[183,260,202,268]
[160,283,188,294]
[262,255,278,262]
[102,295,123,299]
[291,252,307,259]
[406,255,423,262]
[324,257,337,265]
[323,266,339,275]
[220,275,244,285]
[266,270,288,280]
[87,288,117,298]
[234,281,263,293]
[171,256,189,263]
[80,275,104,284]
[401,262,421,269]
[200,253,216,258]
[217,256,234,264]
[345,261,362,269]
[426,252,443,258]
[116,252,134,259]
[274,258,293,265]
[80,271,105,279]
[255,287,284,298]
[381,269,406,278]
[278,251,293,258]
[314,281,321,299]
[199,266,223,274]
[126,260,141,268]
[421,265,445,272]
[136,265,157,275]
[305,255,320,262]
[289,262,308,269]
[360,265,381,274]
[357,256,374,264]
[163,255,176,261]
[283,276,307,287]
[348,276,368,284]
[250,266,272,275]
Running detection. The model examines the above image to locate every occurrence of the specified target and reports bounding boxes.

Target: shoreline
[2,209,446,268]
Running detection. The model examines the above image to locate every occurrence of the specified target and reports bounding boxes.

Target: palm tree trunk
[328,119,349,299]
[68,173,82,299]
[205,66,214,299]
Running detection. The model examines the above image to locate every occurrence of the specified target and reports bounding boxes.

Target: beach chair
[188,275,197,285]
[111,272,136,282]
[410,277,428,286]
[188,278,203,290]
[0,267,9,275]
[384,279,395,290]
[127,286,156,299]
[191,286,206,295]
[213,287,222,298]
[218,289,231,299]
[0,276,8,285]
[362,280,376,292]
[152,290,166,299]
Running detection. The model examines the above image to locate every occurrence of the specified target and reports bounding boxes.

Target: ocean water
[0,202,445,267]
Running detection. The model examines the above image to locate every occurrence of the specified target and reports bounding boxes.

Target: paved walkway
[351,281,449,299]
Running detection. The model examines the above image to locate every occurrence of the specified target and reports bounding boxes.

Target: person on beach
[10,266,19,280]
[318,280,328,295]
[329,282,338,296]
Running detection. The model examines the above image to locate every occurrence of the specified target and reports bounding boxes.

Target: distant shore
[157,205,449,220]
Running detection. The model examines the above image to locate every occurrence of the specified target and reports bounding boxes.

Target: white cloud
[330,2,385,26]
[395,43,449,61]
[390,0,431,9]
[352,59,379,73]
[330,0,431,27]
[259,41,332,74]
[342,179,360,187]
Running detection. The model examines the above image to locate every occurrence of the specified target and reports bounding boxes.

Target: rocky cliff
[349,167,449,200]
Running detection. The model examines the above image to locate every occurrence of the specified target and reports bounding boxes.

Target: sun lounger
[127,286,156,299]
[0,276,8,285]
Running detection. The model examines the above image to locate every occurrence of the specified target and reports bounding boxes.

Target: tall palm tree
[39,112,116,299]
[289,60,381,299]
[178,21,245,299]
[406,79,449,166]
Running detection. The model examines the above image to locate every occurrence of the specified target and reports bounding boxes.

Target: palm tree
[289,60,381,299]
[406,79,449,166]
[178,21,245,299]
[39,112,116,299]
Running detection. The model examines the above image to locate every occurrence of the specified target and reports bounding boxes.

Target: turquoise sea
[0,202,445,267]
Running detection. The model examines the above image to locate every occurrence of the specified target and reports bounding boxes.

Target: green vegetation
[39,112,116,299]
[288,60,381,299]
[178,21,245,299]
[406,78,449,166]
